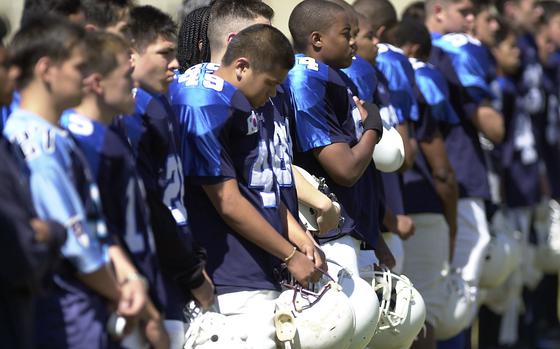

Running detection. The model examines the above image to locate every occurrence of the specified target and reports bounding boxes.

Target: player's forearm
[433,174,458,234]
[292,165,332,213]
[473,104,504,144]
[108,245,138,283]
[203,181,296,261]
[78,263,121,303]
[315,129,378,187]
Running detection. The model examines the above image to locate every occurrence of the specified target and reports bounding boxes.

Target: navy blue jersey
[4,109,115,349]
[428,34,490,200]
[260,86,299,219]
[341,55,376,103]
[172,63,287,293]
[404,58,461,214]
[113,88,210,319]
[286,54,379,247]
[375,43,419,122]
[490,77,540,207]
[339,55,385,238]
[433,33,495,103]
[61,111,165,310]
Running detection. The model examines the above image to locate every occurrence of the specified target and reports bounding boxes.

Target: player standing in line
[352,0,417,274]
[173,24,321,349]
[174,0,336,253]
[386,19,462,349]
[424,0,505,347]
[60,32,170,349]
[113,6,215,348]
[287,0,397,282]
[0,32,68,349]
[3,16,128,349]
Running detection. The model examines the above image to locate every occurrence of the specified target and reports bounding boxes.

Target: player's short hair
[289,0,346,52]
[385,19,432,60]
[353,0,397,36]
[121,5,177,52]
[9,14,86,88]
[81,0,133,29]
[493,16,515,45]
[222,24,294,73]
[402,1,426,23]
[207,0,274,55]
[177,5,211,72]
[83,31,129,76]
[21,0,82,26]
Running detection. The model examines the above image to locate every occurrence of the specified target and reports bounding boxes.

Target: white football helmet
[369,268,426,349]
[293,165,341,232]
[183,303,249,349]
[535,199,560,273]
[479,231,515,289]
[372,126,405,173]
[274,279,356,349]
[434,269,474,341]
[325,260,379,349]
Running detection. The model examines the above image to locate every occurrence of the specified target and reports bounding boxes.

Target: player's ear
[83,72,102,95]
[129,49,139,69]
[35,56,54,84]
[375,25,386,41]
[234,57,250,81]
[311,31,322,50]
[226,32,237,44]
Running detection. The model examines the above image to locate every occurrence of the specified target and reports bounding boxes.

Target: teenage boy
[173,24,320,349]
[287,0,396,281]
[387,19,462,349]
[3,15,124,349]
[0,32,67,349]
[60,32,169,349]
[114,6,215,348]
[425,0,505,346]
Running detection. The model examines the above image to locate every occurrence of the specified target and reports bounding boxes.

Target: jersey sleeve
[29,158,108,274]
[178,103,236,184]
[376,57,419,123]
[415,68,460,125]
[453,48,493,103]
[288,71,353,152]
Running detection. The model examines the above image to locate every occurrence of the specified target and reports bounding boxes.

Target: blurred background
[0,0,417,42]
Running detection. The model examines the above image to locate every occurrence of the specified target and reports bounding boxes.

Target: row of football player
[2,0,560,349]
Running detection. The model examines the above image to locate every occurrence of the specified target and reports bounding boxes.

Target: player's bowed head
[213,24,295,109]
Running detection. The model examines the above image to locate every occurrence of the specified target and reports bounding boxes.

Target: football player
[113,6,215,348]
[387,18,462,349]
[59,32,169,349]
[173,24,319,349]
[3,16,124,349]
[425,0,505,346]
[287,0,393,281]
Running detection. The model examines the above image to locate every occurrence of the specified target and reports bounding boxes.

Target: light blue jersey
[3,109,109,274]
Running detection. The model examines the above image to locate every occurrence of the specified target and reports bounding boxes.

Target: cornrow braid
[177,5,211,72]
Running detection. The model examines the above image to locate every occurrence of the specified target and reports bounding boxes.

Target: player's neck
[19,82,66,126]
[74,95,114,125]
[213,66,237,88]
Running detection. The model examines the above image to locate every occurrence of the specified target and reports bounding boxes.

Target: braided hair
[177,5,211,72]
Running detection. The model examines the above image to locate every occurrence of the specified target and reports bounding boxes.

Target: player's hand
[286,250,320,288]
[353,96,368,122]
[30,218,52,242]
[395,214,415,240]
[375,237,396,269]
[316,201,341,235]
[299,241,327,274]
[118,277,147,318]
[191,269,215,311]
[143,318,170,349]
